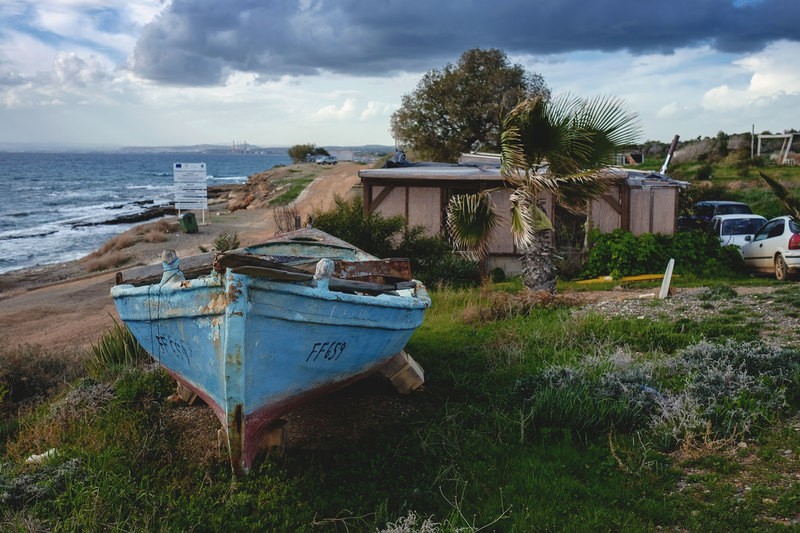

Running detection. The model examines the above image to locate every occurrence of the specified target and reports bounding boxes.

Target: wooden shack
[358,156,686,275]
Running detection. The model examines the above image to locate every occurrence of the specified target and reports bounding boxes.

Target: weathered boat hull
[111,254,429,473]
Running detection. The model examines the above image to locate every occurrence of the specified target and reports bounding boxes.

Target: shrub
[695,164,713,180]
[490,267,506,283]
[581,228,746,279]
[313,196,481,287]
[0,342,84,412]
[313,196,406,258]
[213,231,240,252]
[512,340,800,448]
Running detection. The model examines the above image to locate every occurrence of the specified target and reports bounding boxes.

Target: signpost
[173,162,208,224]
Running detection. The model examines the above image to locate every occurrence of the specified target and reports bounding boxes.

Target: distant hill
[0,143,397,155]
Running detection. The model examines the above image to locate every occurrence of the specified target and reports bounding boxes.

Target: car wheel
[775,254,790,281]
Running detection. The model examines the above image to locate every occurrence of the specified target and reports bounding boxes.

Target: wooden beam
[602,193,623,215]
[368,185,395,214]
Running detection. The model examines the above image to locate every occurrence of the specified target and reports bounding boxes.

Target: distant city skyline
[1,1,798,148]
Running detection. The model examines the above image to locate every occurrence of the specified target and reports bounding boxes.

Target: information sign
[173,162,208,210]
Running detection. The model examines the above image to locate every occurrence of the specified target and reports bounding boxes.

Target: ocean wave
[209,175,248,183]
[127,184,172,190]
[0,228,59,241]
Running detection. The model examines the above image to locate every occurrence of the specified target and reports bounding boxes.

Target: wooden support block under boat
[379,351,425,394]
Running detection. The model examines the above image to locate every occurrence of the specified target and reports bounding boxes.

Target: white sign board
[173,162,208,210]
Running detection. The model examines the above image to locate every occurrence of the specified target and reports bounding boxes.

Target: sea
[0,151,291,275]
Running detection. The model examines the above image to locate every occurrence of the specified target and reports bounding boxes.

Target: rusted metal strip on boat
[333,258,411,283]
[228,403,245,475]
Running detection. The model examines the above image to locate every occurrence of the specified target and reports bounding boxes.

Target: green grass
[269,175,315,206]
[3,281,800,531]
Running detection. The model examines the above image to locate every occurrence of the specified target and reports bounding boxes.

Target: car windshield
[721,218,765,235]
[717,204,752,215]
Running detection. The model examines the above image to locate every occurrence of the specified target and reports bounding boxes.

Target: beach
[0,162,361,349]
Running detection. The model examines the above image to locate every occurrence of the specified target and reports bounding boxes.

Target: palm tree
[447,94,641,292]
[759,171,800,218]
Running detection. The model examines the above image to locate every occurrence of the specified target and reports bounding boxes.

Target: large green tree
[390,48,549,162]
[447,94,641,292]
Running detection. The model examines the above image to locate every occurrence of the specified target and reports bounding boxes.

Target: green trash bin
[179,212,198,233]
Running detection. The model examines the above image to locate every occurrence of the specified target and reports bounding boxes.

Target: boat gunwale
[111,272,431,310]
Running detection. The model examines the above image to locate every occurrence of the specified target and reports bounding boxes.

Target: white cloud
[656,102,682,119]
[360,101,396,120]
[313,98,357,120]
[0,31,61,76]
[703,40,800,111]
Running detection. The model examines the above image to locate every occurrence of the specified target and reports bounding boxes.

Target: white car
[740,215,800,280]
[710,214,767,248]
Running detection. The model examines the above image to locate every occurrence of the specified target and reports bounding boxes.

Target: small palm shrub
[87,320,151,378]
[213,231,240,252]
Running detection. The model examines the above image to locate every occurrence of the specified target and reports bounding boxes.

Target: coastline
[0,162,362,348]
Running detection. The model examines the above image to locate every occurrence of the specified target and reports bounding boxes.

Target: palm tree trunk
[520,229,557,293]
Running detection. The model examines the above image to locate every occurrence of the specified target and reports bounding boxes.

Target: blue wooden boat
[110,228,430,473]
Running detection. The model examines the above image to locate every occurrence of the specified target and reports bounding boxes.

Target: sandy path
[0,163,361,350]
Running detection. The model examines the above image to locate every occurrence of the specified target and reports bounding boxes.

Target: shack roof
[359,163,687,188]
[358,162,503,182]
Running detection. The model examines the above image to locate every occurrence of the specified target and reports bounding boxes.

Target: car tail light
[790,233,800,250]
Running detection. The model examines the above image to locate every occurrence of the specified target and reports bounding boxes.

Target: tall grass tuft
[87,320,151,378]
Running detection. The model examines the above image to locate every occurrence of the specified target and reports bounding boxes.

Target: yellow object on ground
[576,273,678,284]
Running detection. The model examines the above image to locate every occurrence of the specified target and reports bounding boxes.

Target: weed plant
[86,319,151,379]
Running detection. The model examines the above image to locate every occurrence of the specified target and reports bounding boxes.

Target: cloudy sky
[1,0,798,149]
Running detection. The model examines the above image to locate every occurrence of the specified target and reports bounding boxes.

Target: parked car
[678,200,753,231]
[710,214,767,248]
[316,155,337,165]
[740,215,800,280]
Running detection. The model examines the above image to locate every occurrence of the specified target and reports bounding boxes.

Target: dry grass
[81,250,132,272]
[162,405,225,466]
[140,228,169,243]
[136,219,178,243]
[93,232,137,255]
[462,289,583,323]
[0,341,85,422]
[138,219,178,234]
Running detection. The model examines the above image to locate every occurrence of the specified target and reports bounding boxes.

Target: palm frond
[446,192,500,261]
[509,188,553,250]
[759,171,800,218]
[551,171,612,214]
[500,115,529,182]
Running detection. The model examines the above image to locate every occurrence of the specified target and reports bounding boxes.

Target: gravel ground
[574,284,800,348]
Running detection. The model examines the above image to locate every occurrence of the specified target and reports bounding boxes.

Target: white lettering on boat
[306,341,347,362]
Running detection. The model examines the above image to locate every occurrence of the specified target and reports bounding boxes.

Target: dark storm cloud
[132,0,799,85]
